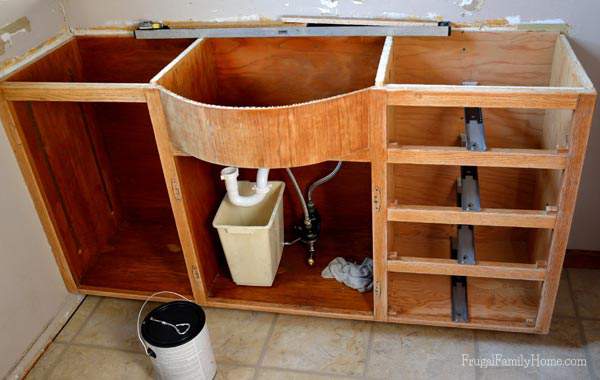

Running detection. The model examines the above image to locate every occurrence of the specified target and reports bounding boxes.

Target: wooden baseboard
[565,249,600,269]
[6,293,83,380]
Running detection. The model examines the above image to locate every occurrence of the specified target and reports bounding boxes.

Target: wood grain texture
[387,257,545,281]
[160,88,372,168]
[79,223,192,296]
[370,90,388,321]
[0,92,78,291]
[145,89,208,302]
[155,36,385,168]
[384,85,582,109]
[0,32,596,332]
[0,82,147,102]
[388,273,539,327]
[208,230,374,316]
[388,146,567,169]
[536,93,596,333]
[388,205,556,228]
[389,165,551,210]
[389,224,543,264]
[388,107,547,149]
[389,31,557,86]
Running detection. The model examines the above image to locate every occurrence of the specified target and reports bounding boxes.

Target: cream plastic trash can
[212,181,285,286]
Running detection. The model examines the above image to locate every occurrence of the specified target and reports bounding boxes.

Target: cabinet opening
[6,36,194,83]
[388,273,540,328]
[389,222,551,266]
[176,158,374,316]
[386,31,563,87]
[10,100,191,297]
[160,36,385,107]
[388,164,561,212]
[387,106,572,152]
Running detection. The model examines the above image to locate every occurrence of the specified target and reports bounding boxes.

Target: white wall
[0,1,71,378]
[63,0,600,250]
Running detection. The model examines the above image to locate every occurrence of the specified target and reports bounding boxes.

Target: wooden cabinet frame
[0,30,595,333]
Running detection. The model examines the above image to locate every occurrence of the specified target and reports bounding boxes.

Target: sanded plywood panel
[389,32,558,86]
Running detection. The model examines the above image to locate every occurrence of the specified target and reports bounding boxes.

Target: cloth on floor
[321,257,373,293]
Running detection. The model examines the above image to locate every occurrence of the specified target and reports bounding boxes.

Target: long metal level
[134,24,450,39]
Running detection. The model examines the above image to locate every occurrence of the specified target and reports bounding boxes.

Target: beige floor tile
[477,319,590,380]
[582,320,600,376]
[554,272,576,318]
[257,368,354,379]
[47,345,153,380]
[26,343,67,379]
[205,307,274,366]
[215,365,255,380]
[74,298,145,351]
[569,268,600,319]
[56,296,101,343]
[261,314,370,376]
[366,323,476,380]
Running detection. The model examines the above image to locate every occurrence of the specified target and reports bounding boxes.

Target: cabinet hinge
[171,178,182,200]
[192,264,201,281]
[374,281,381,296]
[373,186,381,212]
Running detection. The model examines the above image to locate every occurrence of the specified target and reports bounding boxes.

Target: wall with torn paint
[0,0,66,61]
[61,0,600,250]
[0,2,71,378]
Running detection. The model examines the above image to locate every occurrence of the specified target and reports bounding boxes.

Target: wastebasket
[212,181,285,286]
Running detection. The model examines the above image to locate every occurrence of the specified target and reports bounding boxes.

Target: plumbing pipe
[220,167,270,207]
[307,161,343,202]
[285,168,310,225]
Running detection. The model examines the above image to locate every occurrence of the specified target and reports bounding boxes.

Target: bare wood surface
[0,82,148,102]
[388,145,567,169]
[0,92,78,291]
[536,93,596,332]
[387,205,556,228]
[387,257,545,281]
[385,85,582,109]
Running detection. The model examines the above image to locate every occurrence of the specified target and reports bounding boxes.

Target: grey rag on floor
[321,257,373,293]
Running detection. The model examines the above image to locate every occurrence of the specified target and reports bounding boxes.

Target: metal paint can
[138,294,216,380]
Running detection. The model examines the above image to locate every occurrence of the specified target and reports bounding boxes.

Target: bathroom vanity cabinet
[0,29,595,333]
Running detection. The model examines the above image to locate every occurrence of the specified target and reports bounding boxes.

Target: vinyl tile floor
[25,268,600,379]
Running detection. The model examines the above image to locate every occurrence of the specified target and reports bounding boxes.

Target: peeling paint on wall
[319,0,339,15]
[455,0,485,16]
[0,17,32,55]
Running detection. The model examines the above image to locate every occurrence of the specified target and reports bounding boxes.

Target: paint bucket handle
[137,291,191,357]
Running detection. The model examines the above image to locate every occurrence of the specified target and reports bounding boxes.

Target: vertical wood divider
[371,89,389,321]
[536,93,596,332]
[145,87,208,303]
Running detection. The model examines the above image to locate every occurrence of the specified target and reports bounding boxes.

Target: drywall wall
[0,1,72,378]
[62,0,600,250]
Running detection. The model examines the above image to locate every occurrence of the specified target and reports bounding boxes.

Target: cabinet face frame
[0,31,595,332]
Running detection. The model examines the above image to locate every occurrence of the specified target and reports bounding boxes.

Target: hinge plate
[171,178,182,200]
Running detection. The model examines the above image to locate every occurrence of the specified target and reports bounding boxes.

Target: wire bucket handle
[137,291,192,357]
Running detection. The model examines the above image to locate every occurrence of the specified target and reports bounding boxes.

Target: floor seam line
[566,269,598,380]
[252,313,278,380]
[361,321,375,378]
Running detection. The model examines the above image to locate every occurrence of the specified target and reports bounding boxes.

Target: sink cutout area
[160,36,385,107]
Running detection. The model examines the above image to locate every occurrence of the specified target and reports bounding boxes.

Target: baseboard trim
[6,293,83,380]
[565,249,600,269]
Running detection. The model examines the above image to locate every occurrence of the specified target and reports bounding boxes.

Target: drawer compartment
[388,273,540,331]
[389,164,560,212]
